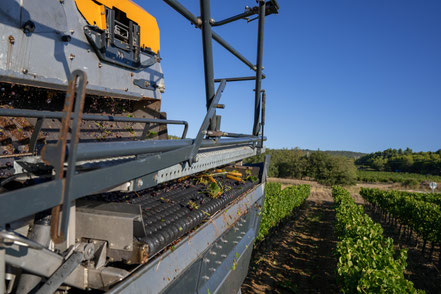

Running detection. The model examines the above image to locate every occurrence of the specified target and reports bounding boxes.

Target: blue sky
[140,0,441,153]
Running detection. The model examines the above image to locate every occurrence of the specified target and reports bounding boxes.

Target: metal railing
[0,108,188,154]
[163,0,279,137]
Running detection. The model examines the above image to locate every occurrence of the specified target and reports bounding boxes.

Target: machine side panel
[0,0,164,99]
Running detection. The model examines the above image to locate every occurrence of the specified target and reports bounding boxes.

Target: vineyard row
[360,188,441,257]
[257,183,310,241]
[332,186,420,293]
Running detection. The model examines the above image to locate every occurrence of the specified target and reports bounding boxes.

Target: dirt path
[242,184,338,294]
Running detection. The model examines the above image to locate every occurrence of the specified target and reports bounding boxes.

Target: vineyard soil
[242,182,338,293]
[243,179,441,293]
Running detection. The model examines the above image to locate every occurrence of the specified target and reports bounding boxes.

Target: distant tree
[355,148,440,176]
[245,148,358,185]
[308,152,357,186]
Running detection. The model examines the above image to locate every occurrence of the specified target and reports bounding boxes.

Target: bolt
[209,251,217,256]
[215,261,222,265]
[22,20,35,34]
[69,53,75,61]
[209,267,216,272]
[61,35,71,42]
[124,245,132,250]
[221,254,227,258]
[98,62,102,68]
[201,275,209,280]
[8,35,15,44]
[203,258,210,263]
[137,178,143,188]
[22,68,28,74]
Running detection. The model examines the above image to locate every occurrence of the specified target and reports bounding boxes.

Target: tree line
[245,148,357,186]
[355,148,441,176]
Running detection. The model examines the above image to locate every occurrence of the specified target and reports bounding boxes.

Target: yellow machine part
[75,0,160,53]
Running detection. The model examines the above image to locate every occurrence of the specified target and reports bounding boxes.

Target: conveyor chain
[91,176,257,258]
[138,181,255,256]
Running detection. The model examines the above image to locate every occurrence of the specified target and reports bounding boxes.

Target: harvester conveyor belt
[89,176,256,258]
[138,181,254,256]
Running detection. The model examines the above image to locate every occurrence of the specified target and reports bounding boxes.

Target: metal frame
[0,78,265,228]
[0,0,279,234]
[163,0,278,137]
[0,1,279,291]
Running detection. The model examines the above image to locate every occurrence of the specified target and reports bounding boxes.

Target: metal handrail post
[200,0,217,132]
[253,0,266,136]
[260,90,266,148]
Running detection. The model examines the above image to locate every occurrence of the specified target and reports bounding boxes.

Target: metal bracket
[84,24,157,70]
[189,80,226,164]
[29,118,44,154]
[41,70,87,244]
[133,79,157,90]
